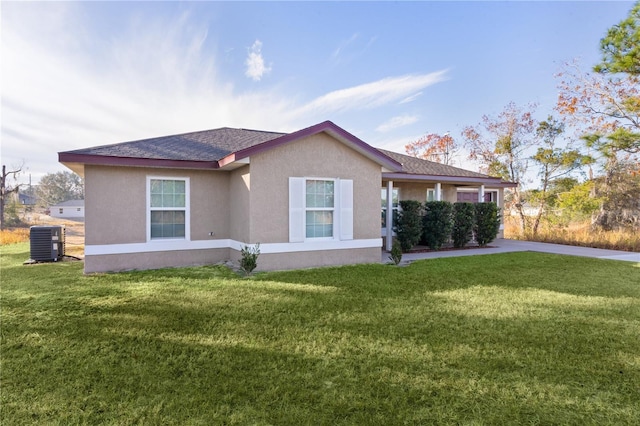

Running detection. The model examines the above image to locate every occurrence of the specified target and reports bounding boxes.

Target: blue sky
[1,1,634,184]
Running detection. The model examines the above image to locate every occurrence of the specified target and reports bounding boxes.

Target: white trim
[85,238,382,256]
[290,177,354,242]
[304,177,337,240]
[339,179,353,240]
[385,181,394,251]
[147,176,191,242]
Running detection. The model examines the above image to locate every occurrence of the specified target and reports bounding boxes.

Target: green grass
[2,243,639,425]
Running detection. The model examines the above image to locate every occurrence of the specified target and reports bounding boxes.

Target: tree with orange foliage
[556,2,640,230]
[461,102,538,234]
[556,61,640,160]
[405,133,457,165]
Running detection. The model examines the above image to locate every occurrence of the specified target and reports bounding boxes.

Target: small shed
[49,199,85,218]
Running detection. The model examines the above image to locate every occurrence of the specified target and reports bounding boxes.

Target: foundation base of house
[84,246,381,274]
[230,246,381,271]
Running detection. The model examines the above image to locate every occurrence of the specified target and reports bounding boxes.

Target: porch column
[435,182,442,201]
[478,185,485,203]
[386,180,394,251]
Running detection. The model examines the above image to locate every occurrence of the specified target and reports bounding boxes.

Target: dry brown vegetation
[0,214,84,258]
[0,228,30,245]
[505,216,640,252]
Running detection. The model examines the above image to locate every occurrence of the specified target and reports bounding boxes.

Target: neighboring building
[17,192,37,206]
[59,121,515,273]
[49,199,85,218]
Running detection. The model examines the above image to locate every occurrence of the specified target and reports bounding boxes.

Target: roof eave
[382,172,516,186]
[58,152,220,171]
[221,121,404,172]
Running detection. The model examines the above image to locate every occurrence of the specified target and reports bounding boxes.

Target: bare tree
[462,102,538,234]
[1,163,24,230]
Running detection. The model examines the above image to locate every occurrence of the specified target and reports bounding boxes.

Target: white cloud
[332,33,359,59]
[399,92,423,104]
[376,115,419,132]
[0,4,447,183]
[245,40,272,81]
[1,5,293,182]
[299,71,448,115]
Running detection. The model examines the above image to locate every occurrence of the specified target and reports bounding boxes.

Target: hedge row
[394,201,500,252]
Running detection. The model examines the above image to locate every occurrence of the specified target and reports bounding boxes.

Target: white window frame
[426,188,436,202]
[289,177,353,243]
[305,178,336,240]
[381,187,399,231]
[146,176,190,242]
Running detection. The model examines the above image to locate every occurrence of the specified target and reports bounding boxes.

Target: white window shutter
[339,179,353,240]
[289,177,305,242]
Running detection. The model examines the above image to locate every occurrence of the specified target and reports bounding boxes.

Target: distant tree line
[1,169,84,229]
[405,2,640,235]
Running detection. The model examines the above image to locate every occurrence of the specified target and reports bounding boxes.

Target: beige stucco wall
[84,165,147,245]
[396,182,429,202]
[228,165,251,242]
[229,247,381,271]
[83,132,385,273]
[191,169,231,240]
[85,248,229,274]
[84,165,230,245]
[393,183,460,204]
[83,165,232,273]
[247,133,382,244]
[442,185,458,203]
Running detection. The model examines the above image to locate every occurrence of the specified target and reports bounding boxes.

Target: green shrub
[239,243,260,276]
[388,240,403,265]
[475,203,500,246]
[423,201,453,250]
[452,202,475,248]
[395,200,424,251]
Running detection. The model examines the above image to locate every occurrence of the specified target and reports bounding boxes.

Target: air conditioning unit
[30,226,65,262]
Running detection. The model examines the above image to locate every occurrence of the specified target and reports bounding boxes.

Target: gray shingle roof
[377,148,492,179]
[60,123,504,182]
[66,128,285,162]
[52,199,84,207]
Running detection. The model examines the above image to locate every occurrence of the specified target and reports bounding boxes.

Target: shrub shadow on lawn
[10,277,638,425]
[3,247,639,424]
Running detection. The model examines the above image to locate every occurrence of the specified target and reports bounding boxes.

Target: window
[427,189,436,202]
[59,208,64,214]
[77,208,81,212]
[306,180,334,238]
[381,188,399,228]
[148,177,189,240]
[289,177,353,243]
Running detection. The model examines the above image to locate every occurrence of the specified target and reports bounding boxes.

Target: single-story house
[59,121,515,273]
[49,199,85,218]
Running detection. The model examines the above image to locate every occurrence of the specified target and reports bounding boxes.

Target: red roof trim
[58,152,218,170]
[219,121,403,171]
[382,172,517,187]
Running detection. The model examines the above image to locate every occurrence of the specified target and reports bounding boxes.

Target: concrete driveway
[383,239,640,264]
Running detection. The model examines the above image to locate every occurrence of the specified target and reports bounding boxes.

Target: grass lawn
[2,243,639,425]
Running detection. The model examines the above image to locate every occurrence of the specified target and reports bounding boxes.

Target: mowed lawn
[2,243,639,425]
